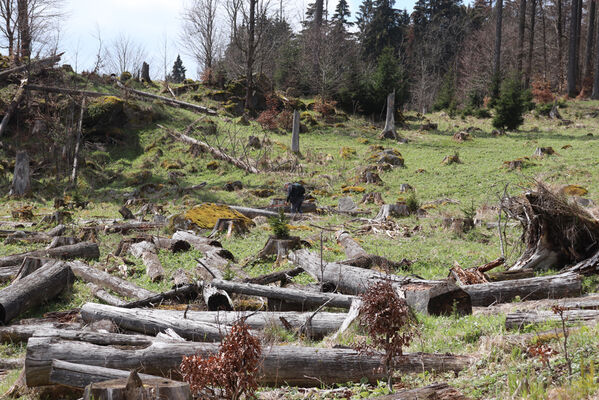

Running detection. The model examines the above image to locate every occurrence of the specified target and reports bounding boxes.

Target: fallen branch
[0,53,63,80]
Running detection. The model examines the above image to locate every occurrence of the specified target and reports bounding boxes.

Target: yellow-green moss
[184,203,253,229]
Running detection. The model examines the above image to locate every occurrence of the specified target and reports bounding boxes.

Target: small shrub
[357,280,418,389]
[180,321,261,400]
[531,79,554,103]
[406,193,420,213]
[313,96,337,117]
[493,74,525,130]
[269,209,289,239]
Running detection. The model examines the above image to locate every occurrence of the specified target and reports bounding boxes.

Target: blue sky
[60,0,418,78]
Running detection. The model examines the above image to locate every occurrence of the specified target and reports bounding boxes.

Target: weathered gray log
[568,250,599,275]
[14,258,55,281]
[0,322,82,344]
[118,82,216,115]
[81,302,239,342]
[128,241,165,282]
[0,358,23,370]
[87,283,126,306]
[289,249,471,316]
[212,279,358,310]
[374,204,410,221]
[25,337,474,387]
[104,221,165,234]
[336,230,367,259]
[0,262,74,324]
[83,373,191,400]
[49,360,158,389]
[462,272,582,307]
[83,306,348,339]
[0,53,63,80]
[8,150,30,196]
[165,126,258,173]
[172,268,190,287]
[0,242,100,268]
[487,269,534,281]
[371,382,465,400]
[172,231,223,254]
[291,109,300,153]
[45,236,78,249]
[122,283,201,309]
[229,205,291,218]
[151,237,191,253]
[68,261,155,300]
[1,79,28,138]
[0,265,20,282]
[506,309,599,330]
[257,235,302,260]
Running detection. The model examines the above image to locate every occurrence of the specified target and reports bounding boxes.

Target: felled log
[165,126,258,174]
[568,250,599,275]
[229,205,285,218]
[0,358,23,370]
[461,272,582,307]
[0,262,74,324]
[371,382,465,400]
[0,265,20,283]
[336,230,411,271]
[0,53,63,80]
[505,309,599,330]
[0,322,82,344]
[0,79,28,138]
[83,373,191,400]
[8,150,31,196]
[118,81,216,115]
[336,230,367,259]
[505,184,599,271]
[172,231,222,253]
[487,269,534,281]
[25,337,474,387]
[244,267,304,285]
[14,257,55,281]
[68,261,155,300]
[0,242,100,268]
[128,241,165,282]
[202,284,234,311]
[45,236,78,249]
[87,283,126,306]
[122,284,201,309]
[49,360,158,390]
[104,221,165,234]
[212,279,358,310]
[289,249,471,316]
[172,268,190,287]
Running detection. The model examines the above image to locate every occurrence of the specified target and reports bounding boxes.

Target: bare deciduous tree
[181,0,221,80]
[105,33,147,76]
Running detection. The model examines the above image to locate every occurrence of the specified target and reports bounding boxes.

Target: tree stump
[83,371,191,400]
[374,204,410,221]
[209,218,250,238]
[141,62,152,83]
[9,151,30,197]
[361,192,385,205]
[257,235,302,261]
[380,91,398,140]
[291,109,300,153]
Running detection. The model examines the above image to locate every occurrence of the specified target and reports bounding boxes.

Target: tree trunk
[211,279,358,310]
[70,97,86,187]
[0,322,82,344]
[493,0,503,98]
[557,0,564,89]
[49,360,159,390]
[83,374,191,400]
[0,242,100,268]
[172,231,222,253]
[461,272,581,307]
[245,0,256,110]
[8,150,30,197]
[122,283,201,308]
[256,235,302,260]
[25,337,473,387]
[380,91,398,140]
[517,0,527,75]
[229,205,293,218]
[87,283,126,306]
[524,0,537,88]
[291,109,300,153]
[568,0,580,96]
[14,257,54,281]
[0,79,27,138]
[128,241,165,282]
[141,62,151,83]
[506,309,599,329]
[584,0,596,87]
[68,261,155,300]
[103,221,165,234]
[244,267,304,285]
[16,0,30,60]
[0,262,74,324]
[336,230,368,259]
[593,1,599,98]
[289,249,472,316]
[25,84,111,98]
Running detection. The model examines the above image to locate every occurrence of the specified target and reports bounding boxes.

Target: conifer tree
[332,0,352,26]
[493,73,525,130]
[171,55,187,83]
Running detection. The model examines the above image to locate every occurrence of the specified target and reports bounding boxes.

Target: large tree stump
[83,371,191,400]
[380,91,397,140]
[140,62,152,83]
[291,109,300,153]
[9,151,31,197]
[257,235,302,261]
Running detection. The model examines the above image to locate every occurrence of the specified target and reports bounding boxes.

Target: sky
[59,0,418,79]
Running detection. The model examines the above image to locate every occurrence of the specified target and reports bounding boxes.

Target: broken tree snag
[83,374,191,400]
[118,205,135,220]
[291,109,300,153]
[209,218,250,238]
[0,52,63,80]
[505,309,599,330]
[257,235,302,261]
[212,279,357,309]
[289,249,471,316]
[128,241,165,282]
[70,97,86,187]
[0,261,74,324]
[0,242,100,268]
[80,302,232,342]
[165,125,259,174]
[25,337,473,387]
[380,91,398,140]
[141,61,152,83]
[462,272,582,307]
[0,79,28,138]
[8,150,31,196]
[87,283,126,307]
[68,261,156,300]
[117,81,216,115]
[50,360,159,390]
[336,230,367,259]
[505,183,599,271]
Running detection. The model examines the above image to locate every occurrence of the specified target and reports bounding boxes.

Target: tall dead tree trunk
[585,0,597,92]
[380,91,397,140]
[141,62,151,83]
[568,0,580,96]
[540,0,548,78]
[245,0,256,110]
[291,110,300,153]
[524,0,537,88]
[9,150,30,197]
[593,4,599,98]
[16,0,30,61]
[70,98,86,187]
[517,0,527,75]
[493,0,503,98]
[557,0,564,89]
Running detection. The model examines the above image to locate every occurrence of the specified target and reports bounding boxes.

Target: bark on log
[211,279,358,309]
[336,230,367,259]
[0,53,62,80]
[8,150,30,196]
[0,265,20,283]
[0,262,74,324]
[14,257,55,281]
[0,358,23,370]
[0,322,82,344]
[84,374,191,400]
[487,269,534,281]
[0,79,28,139]
[506,309,599,330]
[122,284,201,309]
[289,249,471,316]
[172,231,222,253]
[68,261,155,300]
[462,272,582,307]
[371,382,465,400]
[87,283,126,306]
[165,126,258,174]
[25,337,474,387]
[128,241,165,282]
[45,236,78,249]
[49,360,158,389]
[0,242,100,268]
[118,81,216,115]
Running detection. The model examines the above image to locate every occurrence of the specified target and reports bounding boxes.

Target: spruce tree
[493,74,525,130]
[171,55,186,84]
[332,0,352,26]
[374,46,409,107]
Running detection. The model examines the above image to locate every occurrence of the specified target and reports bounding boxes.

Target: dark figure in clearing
[285,183,305,214]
